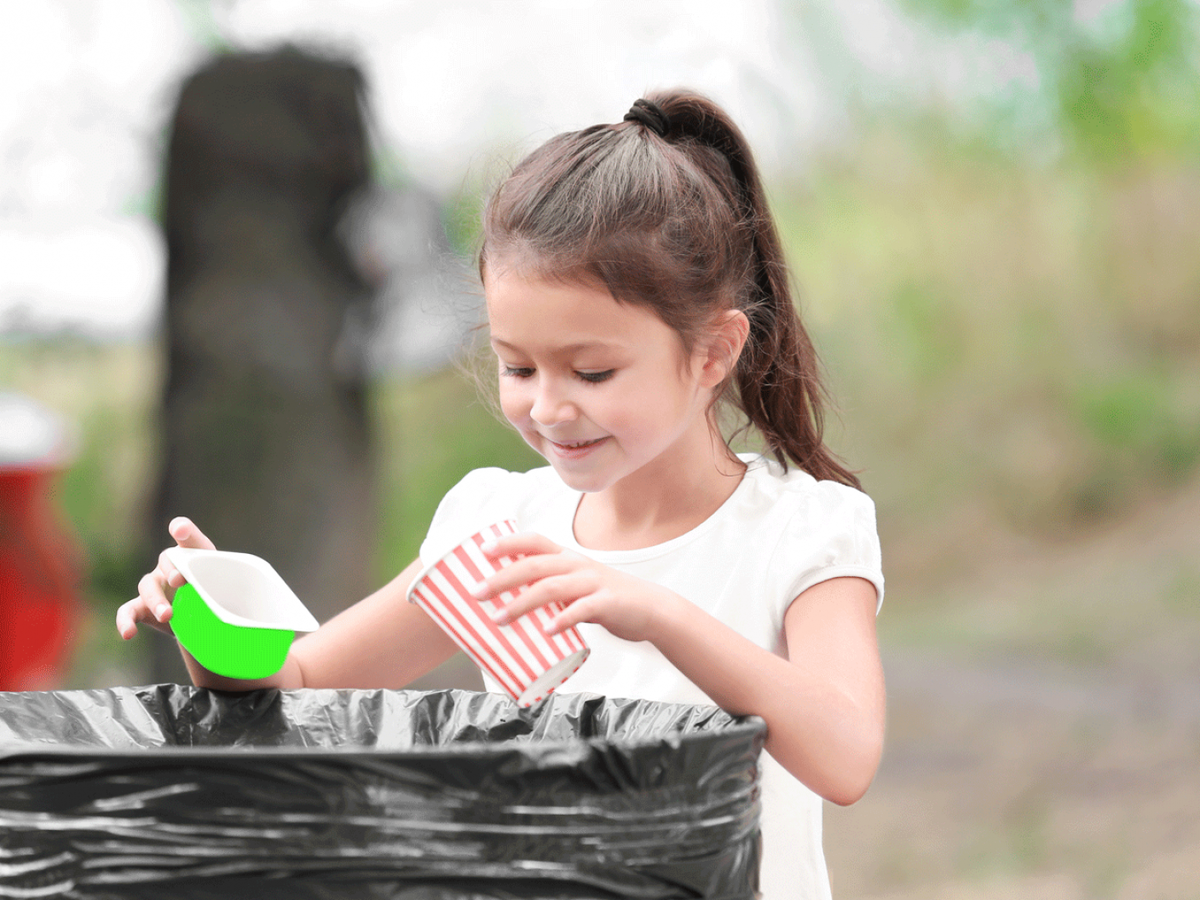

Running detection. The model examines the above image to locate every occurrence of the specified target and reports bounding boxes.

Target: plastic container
[165,548,319,679]
[0,685,765,899]
[407,520,589,706]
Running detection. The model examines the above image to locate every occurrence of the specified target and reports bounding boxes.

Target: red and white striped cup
[406,520,590,707]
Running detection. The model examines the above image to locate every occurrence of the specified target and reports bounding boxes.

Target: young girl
[118,89,886,900]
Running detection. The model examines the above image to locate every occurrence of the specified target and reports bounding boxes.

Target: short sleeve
[419,467,519,565]
[776,480,885,615]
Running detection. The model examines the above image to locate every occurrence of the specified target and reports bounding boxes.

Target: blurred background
[1,0,1198,896]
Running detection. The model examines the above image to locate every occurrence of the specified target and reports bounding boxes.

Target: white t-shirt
[420,453,884,900]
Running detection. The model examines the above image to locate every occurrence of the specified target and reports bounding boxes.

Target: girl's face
[484,267,722,495]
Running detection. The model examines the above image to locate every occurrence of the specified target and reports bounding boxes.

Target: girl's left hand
[475,532,672,643]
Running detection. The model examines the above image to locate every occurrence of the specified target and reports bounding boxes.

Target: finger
[117,602,151,641]
[480,531,560,560]
[115,601,136,640]
[138,571,175,622]
[475,553,575,600]
[117,596,173,640]
[490,570,599,625]
[156,549,186,590]
[540,593,599,635]
[138,569,168,606]
[155,517,213,590]
[169,516,216,551]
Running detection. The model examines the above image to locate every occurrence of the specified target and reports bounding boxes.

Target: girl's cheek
[498,399,520,429]
[498,385,530,427]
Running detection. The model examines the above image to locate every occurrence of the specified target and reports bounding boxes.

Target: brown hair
[479,89,860,489]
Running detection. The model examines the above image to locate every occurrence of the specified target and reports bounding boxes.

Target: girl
[118,89,886,899]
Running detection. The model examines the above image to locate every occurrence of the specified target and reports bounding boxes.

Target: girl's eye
[576,370,615,384]
[502,366,535,378]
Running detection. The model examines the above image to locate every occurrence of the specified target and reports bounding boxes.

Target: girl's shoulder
[446,465,563,504]
[739,454,877,523]
[737,455,884,611]
[421,466,565,563]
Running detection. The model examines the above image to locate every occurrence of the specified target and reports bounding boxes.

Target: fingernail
[157,605,169,619]
[480,540,497,554]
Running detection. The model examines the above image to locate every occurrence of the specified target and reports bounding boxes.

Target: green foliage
[776,109,1200,554]
[882,282,964,382]
[441,179,487,263]
[1075,372,1171,449]
[897,0,1069,35]
[369,366,540,581]
[1057,0,1200,162]
[899,0,1200,163]
[1071,367,1200,515]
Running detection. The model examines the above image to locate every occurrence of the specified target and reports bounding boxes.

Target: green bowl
[171,583,295,680]
[164,548,318,681]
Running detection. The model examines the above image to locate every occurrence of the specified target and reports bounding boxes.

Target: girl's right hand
[116,517,216,641]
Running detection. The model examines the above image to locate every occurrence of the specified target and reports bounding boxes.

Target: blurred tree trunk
[149,48,378,684]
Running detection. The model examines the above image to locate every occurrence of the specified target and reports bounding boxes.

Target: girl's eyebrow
[490,337,625,355]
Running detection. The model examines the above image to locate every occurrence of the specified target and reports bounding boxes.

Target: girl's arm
[642,575,885,806]
[118,519,460,692]
[286,557,462,690]
[479,534,885,806]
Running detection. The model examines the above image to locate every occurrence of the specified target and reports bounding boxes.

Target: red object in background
[0,395,83,691]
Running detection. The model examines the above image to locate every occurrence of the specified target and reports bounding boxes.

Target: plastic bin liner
[0,685,765,899]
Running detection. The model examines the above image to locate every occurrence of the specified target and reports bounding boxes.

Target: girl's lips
[546,436,607,457]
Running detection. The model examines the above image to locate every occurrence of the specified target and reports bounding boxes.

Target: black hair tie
[623,98,669,137]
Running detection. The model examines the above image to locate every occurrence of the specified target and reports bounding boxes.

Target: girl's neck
[572,432,746,552]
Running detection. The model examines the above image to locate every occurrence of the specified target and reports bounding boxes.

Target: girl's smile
[546,436,609,457]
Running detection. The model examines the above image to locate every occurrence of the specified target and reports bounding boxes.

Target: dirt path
[823,478,1200,899]
[826,650,1200,899]
[881,649,1200,728]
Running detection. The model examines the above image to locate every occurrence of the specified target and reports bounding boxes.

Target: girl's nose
[530,379,576,426]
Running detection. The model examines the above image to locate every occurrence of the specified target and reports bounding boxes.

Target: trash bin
[0,392,82,690]
[0,685,766,899]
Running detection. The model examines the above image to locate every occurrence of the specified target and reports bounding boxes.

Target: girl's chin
[543,453,618,493]
[552,471,615,495]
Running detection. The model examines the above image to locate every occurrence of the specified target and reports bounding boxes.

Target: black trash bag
[0,686,765,900]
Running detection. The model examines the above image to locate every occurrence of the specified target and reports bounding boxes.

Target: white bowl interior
[168,549,318,631]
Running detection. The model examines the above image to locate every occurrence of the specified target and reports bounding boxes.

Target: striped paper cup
[406,520,590,707]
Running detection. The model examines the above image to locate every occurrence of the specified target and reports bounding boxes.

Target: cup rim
[404,521,516,606]
[165,547,319,632]
[514,647,590,706]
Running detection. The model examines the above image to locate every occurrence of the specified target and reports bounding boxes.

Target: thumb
[168,517,217,551]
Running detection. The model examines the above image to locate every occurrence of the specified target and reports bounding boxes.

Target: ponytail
[648,91,861,489]
[482,89,861,490]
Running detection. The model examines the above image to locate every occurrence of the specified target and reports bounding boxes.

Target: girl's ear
[698,309,750,388]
